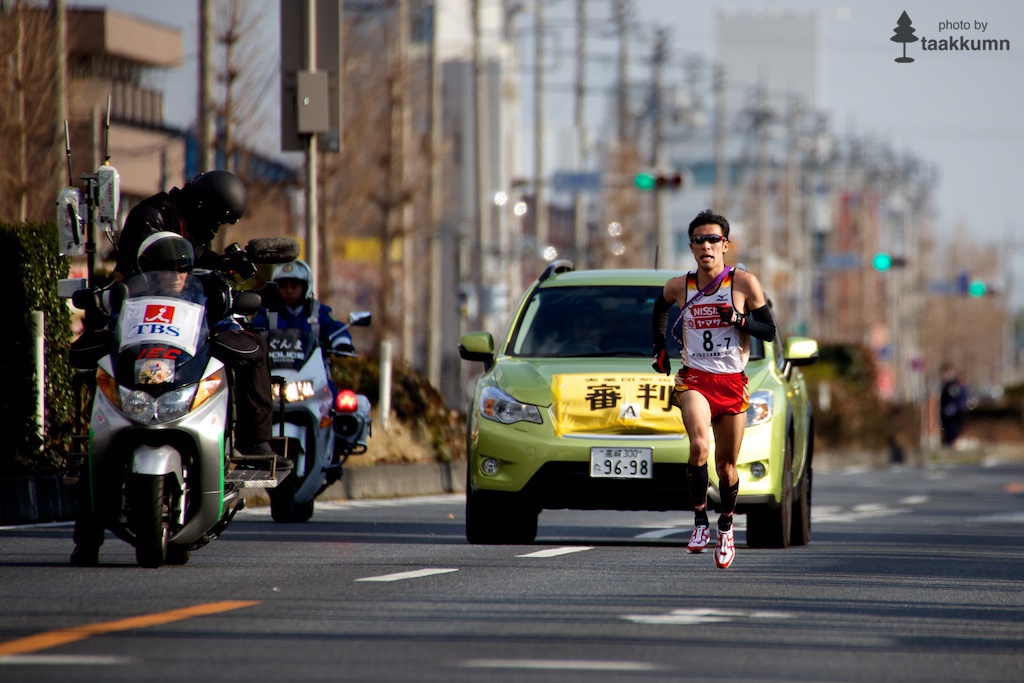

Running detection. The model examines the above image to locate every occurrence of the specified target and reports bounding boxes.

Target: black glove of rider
[652,347,671,375]
[717,304,747,329]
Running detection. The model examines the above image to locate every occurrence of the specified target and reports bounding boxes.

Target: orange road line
[0,600,259,656]
[1005,482,1024,494]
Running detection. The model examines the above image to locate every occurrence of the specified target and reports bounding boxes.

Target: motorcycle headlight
[479,385,543,425]
[156,385,198,422]
[123,385,198,424]
[271,380,316,403]
[123,390,157,423]
[746,390,773,427]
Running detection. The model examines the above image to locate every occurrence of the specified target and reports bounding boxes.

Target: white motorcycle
[264,312,372,522]
[65,238,299,566]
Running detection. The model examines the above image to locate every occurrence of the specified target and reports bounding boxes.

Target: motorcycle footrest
[225,461,289,488]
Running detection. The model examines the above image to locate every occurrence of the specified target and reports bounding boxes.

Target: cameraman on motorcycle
[110,171,282,464]
[72,232,283,565]
[251,259,354,399]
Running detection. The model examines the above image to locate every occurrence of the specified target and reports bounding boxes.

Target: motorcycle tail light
[335,389,359,413]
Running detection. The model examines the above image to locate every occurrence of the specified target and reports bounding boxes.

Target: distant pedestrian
[939,363,968,447]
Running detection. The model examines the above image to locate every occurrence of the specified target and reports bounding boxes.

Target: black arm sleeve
[743,304,776,342]
[652,295,672,351]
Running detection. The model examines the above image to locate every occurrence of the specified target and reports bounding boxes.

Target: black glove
[717,304,746,329]
[652,348,671,375]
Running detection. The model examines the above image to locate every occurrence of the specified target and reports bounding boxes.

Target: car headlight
[479,385,543,425]
[746,390,773,427]
[123,385,198,424]
[272,380,316,403]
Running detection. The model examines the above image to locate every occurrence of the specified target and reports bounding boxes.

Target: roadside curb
[0,475,77,526]
[240,461,468,507]
[7,444,1022,524]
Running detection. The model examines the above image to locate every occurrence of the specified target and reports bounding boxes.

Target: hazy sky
[77,0,1024,287]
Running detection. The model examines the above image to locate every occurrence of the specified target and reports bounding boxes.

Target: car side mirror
[459,331,495,371]
[783,337,819,367]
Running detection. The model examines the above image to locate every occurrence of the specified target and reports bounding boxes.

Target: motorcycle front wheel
[269,477,314,523]
[127,474,170,568]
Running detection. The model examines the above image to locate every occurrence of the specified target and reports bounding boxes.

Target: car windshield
[507,284,765,360]
[507,285,674,358]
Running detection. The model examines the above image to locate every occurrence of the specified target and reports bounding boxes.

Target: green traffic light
[872,253,893,271]
[634,172,656,191]
[968,280,986,297]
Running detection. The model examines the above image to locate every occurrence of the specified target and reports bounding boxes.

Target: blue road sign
[552,171,603,193]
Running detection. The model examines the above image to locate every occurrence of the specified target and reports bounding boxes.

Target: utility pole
[712,64,726,212]
[572,0,587,267]
[304,0,319,297]
[397,0,414,363]
[427,0,443,387]
[533,0,547,256]
[198,0,215,174]
[54,0,67,198]
[472,0,490,332]
[754,82,770,290]
[614,0,628,145]
[650,28,668,266]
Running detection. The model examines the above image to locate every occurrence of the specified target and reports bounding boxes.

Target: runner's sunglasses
[690,234,727,245]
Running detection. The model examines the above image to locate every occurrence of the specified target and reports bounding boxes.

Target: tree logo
[891,11,918,63]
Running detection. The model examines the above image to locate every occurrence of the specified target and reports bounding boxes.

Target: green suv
[459,261,818,547]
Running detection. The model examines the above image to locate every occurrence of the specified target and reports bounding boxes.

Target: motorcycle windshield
[113,272,213,390]
[266,328,318,371]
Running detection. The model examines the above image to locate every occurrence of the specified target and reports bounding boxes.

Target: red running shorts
[674,367,749,419]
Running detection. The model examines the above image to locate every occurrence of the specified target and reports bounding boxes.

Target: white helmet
[270,259,313,300]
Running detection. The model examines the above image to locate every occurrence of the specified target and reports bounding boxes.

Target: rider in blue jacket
[251,259,353,396]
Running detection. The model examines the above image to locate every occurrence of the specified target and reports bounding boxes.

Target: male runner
[651,209,776,568]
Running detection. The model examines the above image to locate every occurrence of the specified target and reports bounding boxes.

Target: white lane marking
[459,659,660,672]
[635,528,686,539]
[0,654,130,665]
[969,512,1024,524]
[238,494,464,516]
[634,518,747,539]
[623,608,792,626]
[355,568,458,582]
[852,503,887,512]
[0,521,74,531]
[517,546,593,558]
[900,495,929,505]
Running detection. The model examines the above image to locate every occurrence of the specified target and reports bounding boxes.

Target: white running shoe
[714,528,735,569]
[687,525,710,553]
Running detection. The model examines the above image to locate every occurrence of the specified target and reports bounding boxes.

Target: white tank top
[678,269,749,374]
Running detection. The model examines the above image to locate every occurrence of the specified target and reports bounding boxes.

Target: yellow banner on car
[551,373,683,436]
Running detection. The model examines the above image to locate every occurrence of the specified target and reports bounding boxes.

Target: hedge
[0,223,73,474]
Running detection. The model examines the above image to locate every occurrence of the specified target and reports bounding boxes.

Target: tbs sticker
[118,297,204,357]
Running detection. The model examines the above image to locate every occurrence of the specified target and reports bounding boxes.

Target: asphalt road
[1,458,1023,683]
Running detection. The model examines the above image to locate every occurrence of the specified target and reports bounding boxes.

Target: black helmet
[189,170,248,225]
[137,232,195,273]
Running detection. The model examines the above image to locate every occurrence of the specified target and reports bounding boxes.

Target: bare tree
[210,0,291,251]
[0,2,58,224]
[318,3,437,354]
